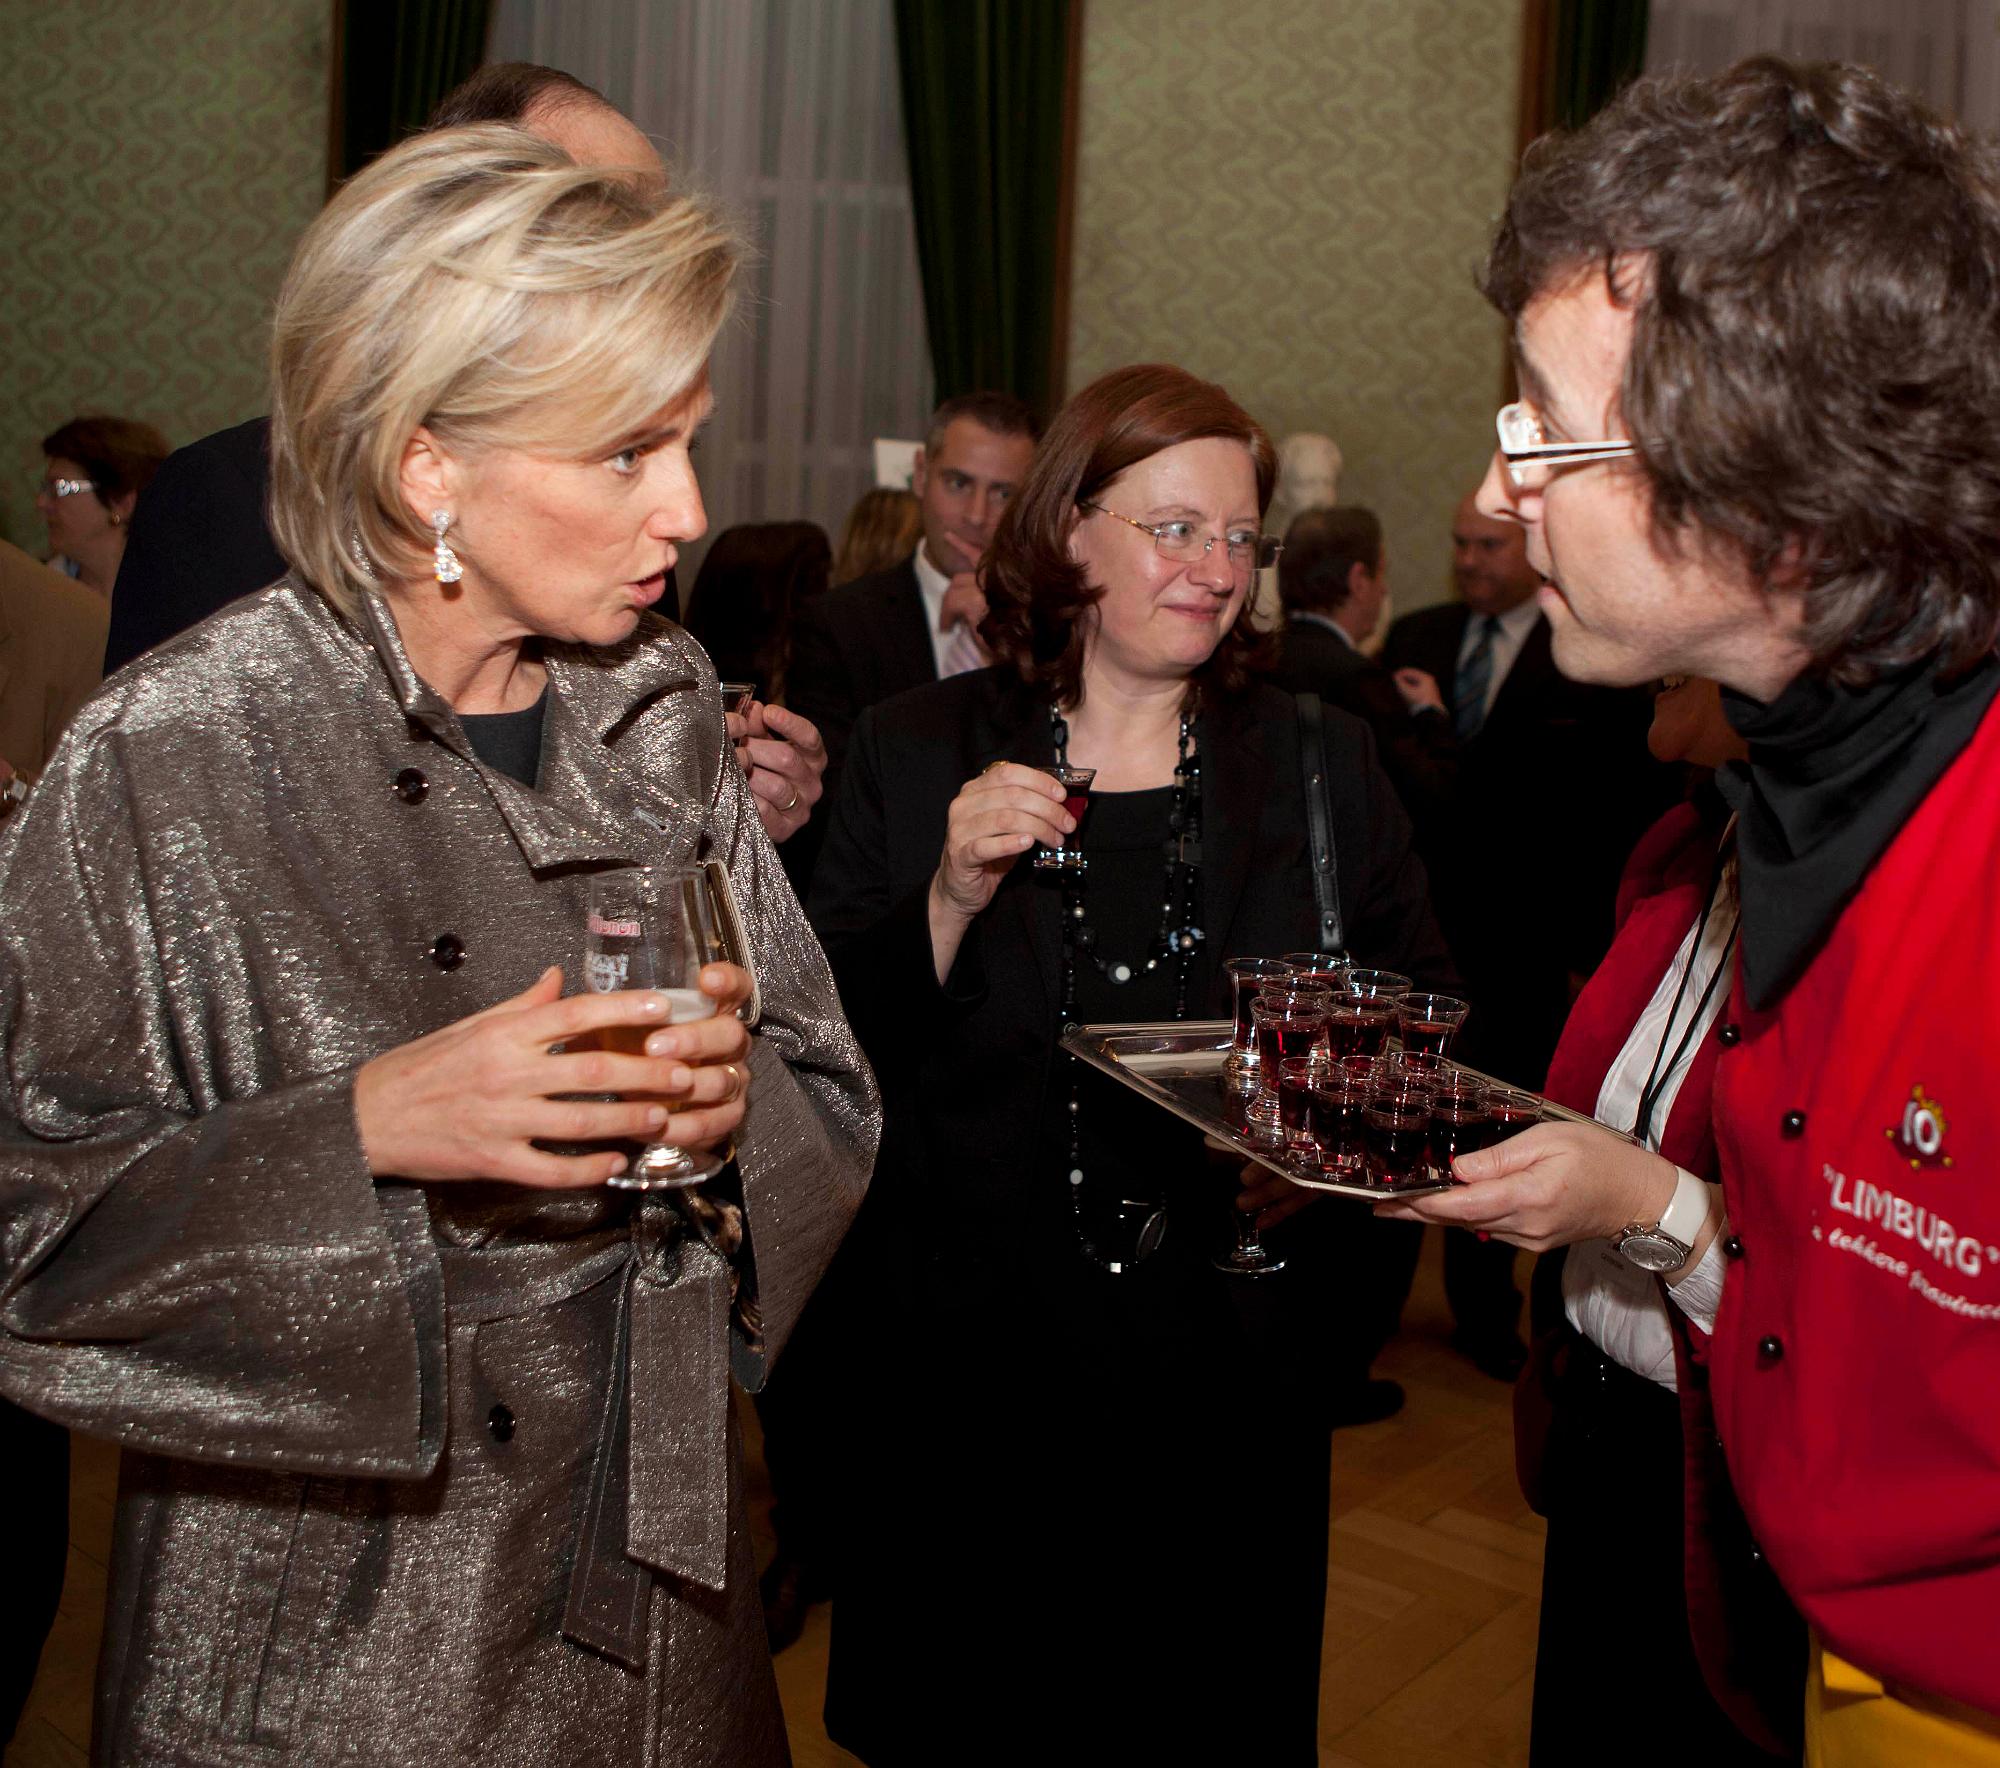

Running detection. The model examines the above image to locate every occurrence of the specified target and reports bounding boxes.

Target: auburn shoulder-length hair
[981,364,1277,706]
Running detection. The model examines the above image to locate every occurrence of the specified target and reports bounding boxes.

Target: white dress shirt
[911,547,958,681]
[1562,852,1737,1391]
[1454,597,1542,719]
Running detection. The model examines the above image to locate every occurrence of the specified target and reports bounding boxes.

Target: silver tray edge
[1059,1019,1452,1200]
[1061,1021,1623,1201]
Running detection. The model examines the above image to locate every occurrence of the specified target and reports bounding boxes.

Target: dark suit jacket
[1267,616,1456,840]
[783,556,935,776]
[105,417,282,675]
[781,555,937,891]
[1382,600,1674,1086]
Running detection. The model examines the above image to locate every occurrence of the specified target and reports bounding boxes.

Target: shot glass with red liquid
[1326,985,1400,1062]
[1282,952,1352,991]
[1249,985,1331,1132]
[1397,993,1470,1070]
[1363,1056,1438,1189]
[1251,986,1331,1084]
[1031,764,1096,872]
[1309,1058,1373,1177]
[1223,957,1294,1092]
[1427,1069,1492,1178]
[1276,1055,1324,1161]
[1484,1087,1546,1144]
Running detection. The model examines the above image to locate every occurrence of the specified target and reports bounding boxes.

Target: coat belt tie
[436,1206,735,1675]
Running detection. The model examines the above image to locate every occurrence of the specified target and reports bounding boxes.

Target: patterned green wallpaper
[1067,0,1525,620]
[0,0,329,553]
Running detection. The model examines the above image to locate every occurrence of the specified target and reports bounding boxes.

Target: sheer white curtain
[487,0,933,582]
[1644,0,2000,131]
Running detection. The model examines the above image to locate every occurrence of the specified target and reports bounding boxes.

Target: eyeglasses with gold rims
[1495,401,1637,488]
[1079,501,1281,574]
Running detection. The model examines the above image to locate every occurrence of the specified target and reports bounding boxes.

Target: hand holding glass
[1031,764,1095,871]
[581,868,728,1188]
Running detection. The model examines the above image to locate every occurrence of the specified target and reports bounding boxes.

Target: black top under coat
[459,689,549,790]
[1718,650,2000,1010]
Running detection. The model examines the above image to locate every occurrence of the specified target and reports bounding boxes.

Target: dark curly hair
[980,363,1277,707]
[1484,55,2000,684]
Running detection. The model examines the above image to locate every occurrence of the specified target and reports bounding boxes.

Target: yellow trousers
[1808,1643,2000,1767]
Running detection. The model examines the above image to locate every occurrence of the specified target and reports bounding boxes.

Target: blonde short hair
[269,125,743,619]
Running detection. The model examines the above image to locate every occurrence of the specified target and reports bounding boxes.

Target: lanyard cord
[1630,837,1738,1149]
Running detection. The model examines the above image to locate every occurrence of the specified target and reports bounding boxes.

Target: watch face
[1618,1231,1685,1274]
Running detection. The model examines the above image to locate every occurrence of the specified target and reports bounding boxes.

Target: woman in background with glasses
[34,415,170,600]
[809,362,1454,1765]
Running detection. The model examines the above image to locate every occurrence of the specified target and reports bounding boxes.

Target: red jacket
[1545,801,1800,1757]
[1711,695,2000,1716]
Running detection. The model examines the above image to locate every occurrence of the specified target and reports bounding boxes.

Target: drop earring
[431,509,463,584]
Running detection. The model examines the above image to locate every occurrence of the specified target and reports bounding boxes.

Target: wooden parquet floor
[10,1235,1539,1768]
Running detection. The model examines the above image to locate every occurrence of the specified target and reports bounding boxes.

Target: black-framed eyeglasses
[1496,401,1636,488]
[1080,500,1281,572]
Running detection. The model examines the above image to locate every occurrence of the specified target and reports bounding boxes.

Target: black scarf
[1717,651,2000,1010]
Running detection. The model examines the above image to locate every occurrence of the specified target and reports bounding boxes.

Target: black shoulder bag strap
[1294,692,1347,957]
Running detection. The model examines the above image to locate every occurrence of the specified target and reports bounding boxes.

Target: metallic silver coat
[0,582,879,1766]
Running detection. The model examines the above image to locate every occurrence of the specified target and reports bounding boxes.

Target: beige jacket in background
[0,537,106,782]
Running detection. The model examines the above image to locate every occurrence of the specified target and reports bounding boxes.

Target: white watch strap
[1657,1165,1714,1247]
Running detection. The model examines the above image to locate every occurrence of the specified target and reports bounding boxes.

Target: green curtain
[1547,0,1648,131]
[893,0,1076,416]
[335,0,492,183]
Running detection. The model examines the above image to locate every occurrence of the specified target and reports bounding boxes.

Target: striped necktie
[939,618,985,677]
[1454,614,1501,739]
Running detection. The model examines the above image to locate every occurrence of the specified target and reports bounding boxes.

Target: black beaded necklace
[1052,700,1205,1271]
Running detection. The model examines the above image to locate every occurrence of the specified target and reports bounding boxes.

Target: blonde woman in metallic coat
[0,129,877,1767]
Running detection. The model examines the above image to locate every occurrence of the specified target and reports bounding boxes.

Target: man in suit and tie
[1383,490,1670,1378]
[759,390,1037,1637]
[1268,505,1453,836]
[786,390,1041,799]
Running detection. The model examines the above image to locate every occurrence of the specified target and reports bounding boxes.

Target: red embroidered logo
[1885,1085,1953,1170]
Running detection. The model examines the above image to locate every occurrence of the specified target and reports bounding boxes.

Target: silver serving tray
[1060,1020,1610,1201]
